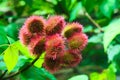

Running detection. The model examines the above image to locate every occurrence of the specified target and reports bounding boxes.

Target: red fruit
[18,15,88,73]
[28,35,46,55]
[43,56,61,73]
[19,27,31,45]
[62,22,83,38]
[45,16,65,35]
[67,33,88,53]
[45,34,65,60]
[24,16,46,34]
[61,50,82,67]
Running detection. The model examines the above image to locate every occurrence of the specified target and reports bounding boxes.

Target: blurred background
[0,0,120,80]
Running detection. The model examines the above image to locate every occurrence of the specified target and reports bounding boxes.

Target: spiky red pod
[28,35,46,55]
[62,22,83,38]
[43,56,61,73]
[67,33,88,53]
[45,34,65,60]
[45,16,65,35]
[24,16,46,34]
[61,50,82,67]
[19,27,32,45]
[19,15,88,73]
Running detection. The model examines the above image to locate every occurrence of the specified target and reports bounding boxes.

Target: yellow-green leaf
[14,41,34,59]
[34,52,45,68]
[4,45,19,72]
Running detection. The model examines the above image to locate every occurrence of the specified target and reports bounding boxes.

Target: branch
[2,55,40,80]
[83,9,104,32]
[0,70,8,79]
[54,65,103,75]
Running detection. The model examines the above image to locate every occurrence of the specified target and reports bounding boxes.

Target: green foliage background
[0,0,120,80]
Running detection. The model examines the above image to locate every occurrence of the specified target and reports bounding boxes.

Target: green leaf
[82,0,96,12]
[89,33,103,43]
[24,0,33,6]
[13,40,45,68]
[34,52,45,68]
[13,56,30,72]
[3,44,19,72]
[83,25,93,33]
[69,2,83,21]
[0,56,6,70]
[68,0,77,11]
[46,0,58,5]
[4,23,20,40]
[90,65,116,80]
[100,0,116,18]
[14,40,45,68]
[90,72,99,80]
[0,28,8,54]
[0,0,11,13]
[32,0,54,15]
[103,18,120,51]
[106,67,116,80]
[68,74,88,80]
[0,61,6,70]
[7,36,15,44]
[14,41,34,59]
[108,63,117,73]
[100,66,116,80]
[111,51,120,71]
[0,29,8,45]
[107,45,120,62]
[20,67,56,80]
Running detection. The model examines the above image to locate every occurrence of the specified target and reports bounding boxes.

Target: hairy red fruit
[62,22,83,38]
[19,27,31,45]
[45,34,65,60]
[19,15,88,73]
[61,50,82,67]
[29,35,46,55]
[45,16,65,35]
[24,16,46,34]
[67,33,88,53]
[43,57,61,73]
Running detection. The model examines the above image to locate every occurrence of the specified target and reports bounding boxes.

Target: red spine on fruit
[45,16,65,35]
[62,22,83,38]
[24,16,46,35]
[61,50,82,67]
[28,35,46,55]
[45,34,65,60]
[43,56,61,73]
[67,33,88,53]
[19,27,31,45]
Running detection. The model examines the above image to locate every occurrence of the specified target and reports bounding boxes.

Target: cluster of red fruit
[19,15,88,73]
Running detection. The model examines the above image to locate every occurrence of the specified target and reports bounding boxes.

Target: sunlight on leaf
[90,65,116,80]
[14,41,45,68]
[34,52,45,68]
[107,45,120,62]
[68,74,88,80]
[103,18,120,51]
[3,44,19,72]
[14,41,34,59]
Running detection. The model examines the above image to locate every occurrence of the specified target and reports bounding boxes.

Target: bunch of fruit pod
[19,15,88,73]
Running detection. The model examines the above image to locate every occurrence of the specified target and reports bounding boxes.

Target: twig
[0,44,9,47]
[84,9,104,32]
[0,70,8,79]
[54,65,103,75]
[1,55,40,80]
